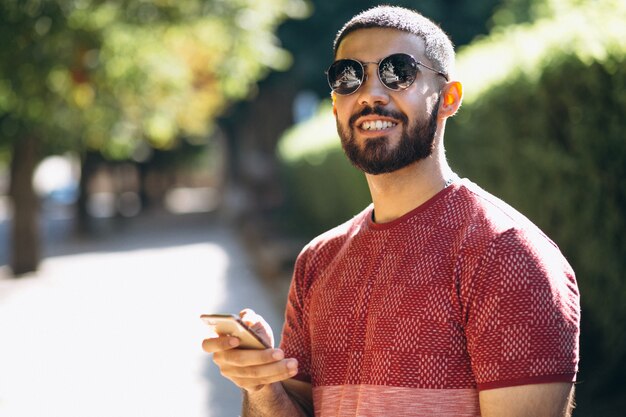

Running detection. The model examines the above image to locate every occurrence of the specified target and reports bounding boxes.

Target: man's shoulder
[290,206,371,290]
[452,179,560,253]
[455,180,542,232]
[302,205,372,255]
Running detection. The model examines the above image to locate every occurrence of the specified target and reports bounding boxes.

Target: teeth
[361,120,397,131]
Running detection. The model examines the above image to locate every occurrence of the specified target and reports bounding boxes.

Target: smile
[360,120,397,131]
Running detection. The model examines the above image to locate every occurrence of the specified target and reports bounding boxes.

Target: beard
[337,97,440,175]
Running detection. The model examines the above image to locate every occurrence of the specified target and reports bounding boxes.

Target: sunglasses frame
[326,53,449,96]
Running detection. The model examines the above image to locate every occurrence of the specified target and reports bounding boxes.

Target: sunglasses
[326,53,449,96]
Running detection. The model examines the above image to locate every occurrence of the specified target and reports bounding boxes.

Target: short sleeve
[464,228,580,391]
[279,249,312,383]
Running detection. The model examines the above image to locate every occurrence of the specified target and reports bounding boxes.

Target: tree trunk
[75,150,99,235]
[220,83,297,209]
[8,137,40,276]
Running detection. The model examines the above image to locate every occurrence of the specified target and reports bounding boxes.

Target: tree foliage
[0,0,308,275]
[0,0,308,159]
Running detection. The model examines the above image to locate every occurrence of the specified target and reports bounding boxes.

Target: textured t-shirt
[279,179,580,417]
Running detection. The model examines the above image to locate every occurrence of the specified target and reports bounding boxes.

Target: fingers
[202,335,240,353]
[221,357,299,391]
[203,339,296,378]
[220,356,298,379]
[203,337,299,391]
[216,346,284,367]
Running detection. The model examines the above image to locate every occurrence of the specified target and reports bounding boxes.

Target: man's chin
[347,150,433,175]
[352,159,409,175]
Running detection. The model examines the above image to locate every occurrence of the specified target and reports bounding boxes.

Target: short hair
[333,6,455,78]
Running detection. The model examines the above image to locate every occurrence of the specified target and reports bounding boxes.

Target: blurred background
[0,0,624,415]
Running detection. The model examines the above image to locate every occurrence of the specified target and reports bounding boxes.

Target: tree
[0,0,308,276]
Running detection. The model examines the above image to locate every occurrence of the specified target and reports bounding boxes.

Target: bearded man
[203,6,580,417]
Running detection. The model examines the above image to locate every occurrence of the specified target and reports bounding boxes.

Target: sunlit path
[0,215,284,417]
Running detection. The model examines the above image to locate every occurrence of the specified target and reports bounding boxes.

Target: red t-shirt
[279,179,580,417]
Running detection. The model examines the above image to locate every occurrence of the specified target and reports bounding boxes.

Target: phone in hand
[200,314,270,349]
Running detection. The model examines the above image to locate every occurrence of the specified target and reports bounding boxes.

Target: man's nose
[356,65,390,107]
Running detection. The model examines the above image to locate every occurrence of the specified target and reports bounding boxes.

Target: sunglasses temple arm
[417,61,448,81]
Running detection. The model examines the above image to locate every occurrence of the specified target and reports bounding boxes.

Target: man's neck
[365,153,454,224]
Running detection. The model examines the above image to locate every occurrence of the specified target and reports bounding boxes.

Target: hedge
[447,3,626,395]
[277,103,370,236]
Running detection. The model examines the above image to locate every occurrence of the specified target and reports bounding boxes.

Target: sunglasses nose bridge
[356,62,391,103]
[361,60,380,81]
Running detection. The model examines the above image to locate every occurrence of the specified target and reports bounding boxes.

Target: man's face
[333,28,443,175]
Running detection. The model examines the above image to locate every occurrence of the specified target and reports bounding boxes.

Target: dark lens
[378,54,418,90]
[327,59,364,95]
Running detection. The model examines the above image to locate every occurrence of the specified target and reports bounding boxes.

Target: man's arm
[479,383,575,417]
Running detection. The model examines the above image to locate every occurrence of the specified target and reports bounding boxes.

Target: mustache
[349,105,408,127]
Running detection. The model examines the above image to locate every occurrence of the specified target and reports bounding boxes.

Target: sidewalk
[0,212,287,417]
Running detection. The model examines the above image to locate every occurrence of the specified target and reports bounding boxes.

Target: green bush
[277,103,370,236]
[448,51,626,395]
[445,2,626,396]
[276,0,626,400]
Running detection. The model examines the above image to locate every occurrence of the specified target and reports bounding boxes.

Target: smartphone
[200,314,270,349]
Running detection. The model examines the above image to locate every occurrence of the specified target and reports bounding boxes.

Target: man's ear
[331,91,337,116]
[439,81,463,118]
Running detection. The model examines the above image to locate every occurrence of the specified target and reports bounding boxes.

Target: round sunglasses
[326,53,448,96]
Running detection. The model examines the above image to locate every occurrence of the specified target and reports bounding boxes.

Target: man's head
[333,6,455,80]
[329,6,462,175]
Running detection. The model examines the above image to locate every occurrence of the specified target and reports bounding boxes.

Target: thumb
[239,309,275,348]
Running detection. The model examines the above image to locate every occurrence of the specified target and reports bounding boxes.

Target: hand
[239,308,275,348]
[202,309,299,392]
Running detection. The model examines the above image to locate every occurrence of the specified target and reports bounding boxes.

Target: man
[203,6,580,417]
